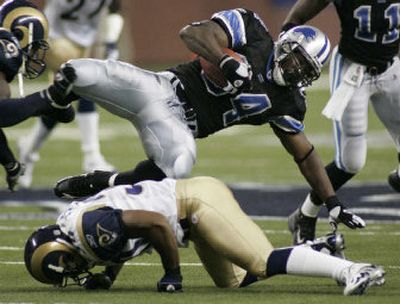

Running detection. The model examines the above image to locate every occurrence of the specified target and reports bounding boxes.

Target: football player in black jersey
[281,0,400,244]
[46,8,364,231]
[0,0,74,191]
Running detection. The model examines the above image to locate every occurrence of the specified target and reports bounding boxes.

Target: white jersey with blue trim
[57,178,184,264]
[44,0,111,47]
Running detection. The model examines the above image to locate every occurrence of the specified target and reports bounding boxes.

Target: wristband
[325,196,340,211]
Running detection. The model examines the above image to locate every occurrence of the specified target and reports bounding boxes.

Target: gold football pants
[46,38,90,73]
[176,176,274,288]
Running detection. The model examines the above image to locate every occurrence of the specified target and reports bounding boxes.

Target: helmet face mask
[24,225,90,287]
[23,38,49,79]
[274,25,330,88]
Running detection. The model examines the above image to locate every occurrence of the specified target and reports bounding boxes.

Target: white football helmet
[273,25,330,87]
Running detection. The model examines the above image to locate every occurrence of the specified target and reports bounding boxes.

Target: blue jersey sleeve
[211,9,247,49]
[270,115,305,133]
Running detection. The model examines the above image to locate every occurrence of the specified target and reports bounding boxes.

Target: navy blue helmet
[24,225,90,287]
[0,27,22,82]
[0,0,49,79]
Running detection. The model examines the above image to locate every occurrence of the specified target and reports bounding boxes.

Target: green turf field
[0,76,399,302]
[0,208,399,303]
[0,78,397,188]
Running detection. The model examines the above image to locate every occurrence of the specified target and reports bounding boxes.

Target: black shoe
[54,170,114,199]
[388,170,400,192]
[288,208,317,245]
[44,104,75,123]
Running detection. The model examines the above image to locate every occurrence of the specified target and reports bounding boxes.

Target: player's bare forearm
[283,0,330,26]
[121,210,180,272]
[274,128,335,201]
[179,20,228,65]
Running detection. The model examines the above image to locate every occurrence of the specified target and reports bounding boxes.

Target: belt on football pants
[366,59,393,75]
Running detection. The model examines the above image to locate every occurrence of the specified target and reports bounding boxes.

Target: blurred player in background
[0,0,74,191]
[47,8,365,232]
[25,176,384,295]
[280,0,400,245]
[18,0,124,188]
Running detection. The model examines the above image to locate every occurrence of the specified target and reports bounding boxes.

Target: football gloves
[4,161,25,191]
[47,63,78,107]
[157,267,183,293]
[219,55,252,95]
[325,196,366,231]
[84,273,113,290]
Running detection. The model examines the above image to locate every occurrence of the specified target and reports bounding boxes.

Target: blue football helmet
[0,27,22,82]
[0,0,49,79]
[273,25,331,87]
[24,225,91,287]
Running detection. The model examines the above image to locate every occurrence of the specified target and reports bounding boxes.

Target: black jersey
[170,8,306,139]
[334,0,400,67]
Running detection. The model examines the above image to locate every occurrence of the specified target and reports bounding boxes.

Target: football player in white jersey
[17,0,124,188]
[25,176,384,296]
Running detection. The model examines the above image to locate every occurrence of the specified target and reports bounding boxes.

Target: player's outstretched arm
[273,128,366,230]
[282,0,330,30]
[121,210,182,292]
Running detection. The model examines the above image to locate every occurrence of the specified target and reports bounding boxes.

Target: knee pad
[335,134,367,174]
[67,59,105,88]
[171,152,195,178]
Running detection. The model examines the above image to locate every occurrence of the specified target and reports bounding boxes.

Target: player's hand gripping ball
[199,48,252,93]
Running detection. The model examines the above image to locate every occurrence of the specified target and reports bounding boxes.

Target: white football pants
[68,58,197,178]
[330,46,400,173]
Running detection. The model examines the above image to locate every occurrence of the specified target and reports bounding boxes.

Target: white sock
[22,118,52,156]
[286,246,353,281]
[300,194,321,217]
[76,112,101,157]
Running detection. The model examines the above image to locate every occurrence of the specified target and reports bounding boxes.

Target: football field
[0,77,399,303]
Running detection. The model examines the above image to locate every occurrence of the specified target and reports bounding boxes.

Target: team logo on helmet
[293,27,317,41]
[24,225,90,287]
[0,0,49,78]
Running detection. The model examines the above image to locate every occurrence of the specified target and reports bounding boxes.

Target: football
[199,48,244,87]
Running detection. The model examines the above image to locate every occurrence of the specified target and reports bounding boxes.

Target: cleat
[288,208,317,245]
[342,264,385,296]
[308,232,345,259]
[83,154,115,173]
[54,170,114,199]
[388,170,400,192]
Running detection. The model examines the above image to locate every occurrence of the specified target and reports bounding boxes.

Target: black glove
[219,55,252,95]
[104,42,119,60]
[325,196,366,230]
[4,161,24,191]
[157,267,183,293]
[47,63,78,107]
[84,273,113,290]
